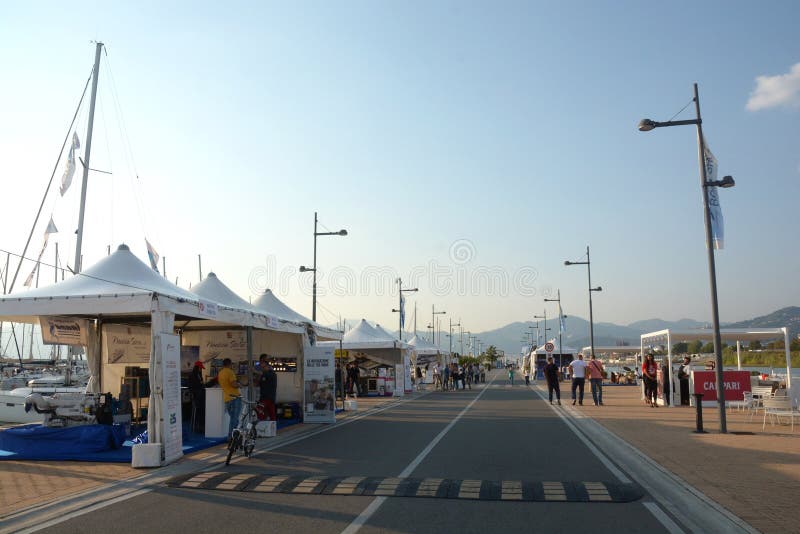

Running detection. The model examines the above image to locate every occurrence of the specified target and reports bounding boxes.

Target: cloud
[746,62,800,111]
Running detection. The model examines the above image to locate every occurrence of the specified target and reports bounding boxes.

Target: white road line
[341,374,497,534]
[530,385,631,484]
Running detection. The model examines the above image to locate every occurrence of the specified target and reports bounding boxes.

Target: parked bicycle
[225,396,259,466]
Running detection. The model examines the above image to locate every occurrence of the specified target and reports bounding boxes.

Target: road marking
[341,374,497,534]
[415,478,443,497]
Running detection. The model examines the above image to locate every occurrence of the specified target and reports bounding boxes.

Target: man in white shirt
[569,353,588,405]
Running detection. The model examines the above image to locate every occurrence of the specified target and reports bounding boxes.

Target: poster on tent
[39,316,90,346]
[303,344,336,423]
[196,330,248,362]
[160,333,183,464]
[394,364,405,396]
[403,354,413,393]
[103,324,150,363]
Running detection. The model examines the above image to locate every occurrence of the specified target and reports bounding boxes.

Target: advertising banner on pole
[303,344,336,423]
[394,364,405,396]
[160,333,183,464]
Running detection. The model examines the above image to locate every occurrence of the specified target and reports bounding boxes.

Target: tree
[687,340,703,354]
[700,342,715,354]
[749,340,762,350]
[483,345,499,364]
[672,342,689,354]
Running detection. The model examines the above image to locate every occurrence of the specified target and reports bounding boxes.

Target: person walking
[187,360,206,433]
[544,356,561,405]
[442,364,450,392]
[587,354,605,406]
[524,368,530,386]
[568,354,588,405]
[642,353,659,407]
[508,366,515,386]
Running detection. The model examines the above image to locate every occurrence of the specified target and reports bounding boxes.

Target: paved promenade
[555,381,799,534]
[1,380,797,533]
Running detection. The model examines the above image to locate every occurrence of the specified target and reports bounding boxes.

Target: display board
[303,345,336,423]
[692,370,751,403]
[160,333,183,464]
[40,316,89,345]
[104,324,150,364]
[403,354,413,393]
[394,364,405,397]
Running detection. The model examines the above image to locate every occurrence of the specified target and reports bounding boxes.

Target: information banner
[197,331,248,361]
[40,316,89,346]
[104,324,150,363]
[394,364,405,397]
[160,333,183,464]
[692,370,751,402]
[403,354,413,393]
[303,345,336,423]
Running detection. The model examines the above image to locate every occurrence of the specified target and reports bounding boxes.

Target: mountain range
[333,306,800,357]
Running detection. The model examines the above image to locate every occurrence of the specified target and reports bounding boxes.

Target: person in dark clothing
[257,353,278,421]
[544,356,561,405]
[661,362,671,406]
[335,362,344,399]
[187,361,206,433]
[678,356,692,406]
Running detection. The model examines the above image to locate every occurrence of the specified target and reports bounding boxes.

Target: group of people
[432,362,483,391]
[552,353,606,406]
[642,352,692,407]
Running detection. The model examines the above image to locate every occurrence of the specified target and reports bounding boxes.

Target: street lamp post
[431,305,446,345]
[544,289,568,371]
[299,211,348,322]
[449,318,461,360]
[392,278,418,341]
[639,83,735,433]
[565,246,602,361]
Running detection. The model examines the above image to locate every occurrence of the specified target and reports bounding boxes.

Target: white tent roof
[407,335,440,355]
[0,244,270,328]
[321,319,397,349]
[373,324,410,350]
[251,289,341,340]
[534,339,579,355]
[190,273,302,334]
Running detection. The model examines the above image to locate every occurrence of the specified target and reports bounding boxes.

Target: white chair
[762,397,796,432]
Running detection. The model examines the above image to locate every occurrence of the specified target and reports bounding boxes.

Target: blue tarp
[0,424,126,461]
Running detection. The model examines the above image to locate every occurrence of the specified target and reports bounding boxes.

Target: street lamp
[431,305,446,345]
[565,246,602,362]
[639,83,735,432]
[534,311,547,344]
[391,278,418,341]
[449,318,461,360]
[299,211,347,322]
[544,289,568,370]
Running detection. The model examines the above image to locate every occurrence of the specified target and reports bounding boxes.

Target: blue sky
[1,1,798,334]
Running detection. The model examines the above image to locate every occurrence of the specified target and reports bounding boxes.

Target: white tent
[640,327,794,407]
[252,289,341,340]
[319,319,406,367]
[0,244,284,466]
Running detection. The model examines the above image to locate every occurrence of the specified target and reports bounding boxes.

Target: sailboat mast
[73,41,103,274]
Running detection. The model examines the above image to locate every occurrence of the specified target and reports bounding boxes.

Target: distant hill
[330,307,800,357]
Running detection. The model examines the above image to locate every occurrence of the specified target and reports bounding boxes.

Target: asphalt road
[37,370,673,534]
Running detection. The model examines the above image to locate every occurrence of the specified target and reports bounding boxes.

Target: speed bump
[167,473,642,503]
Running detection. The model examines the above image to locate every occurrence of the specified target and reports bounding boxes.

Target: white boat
[0,384,86,424]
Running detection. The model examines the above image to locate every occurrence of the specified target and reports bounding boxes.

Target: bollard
[693,393,707,433]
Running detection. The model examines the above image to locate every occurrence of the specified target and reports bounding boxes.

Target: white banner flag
[703,141,724,250]
[145,239,160,272]
[60,132,81,197]
[24,216,59,287]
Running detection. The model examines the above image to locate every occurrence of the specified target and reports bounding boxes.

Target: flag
[60,132,81,196]
[24,217,59,287]
[145,239,160,272]
[703,140,724,250]
[559,302,566,334]
[399,294,406,330]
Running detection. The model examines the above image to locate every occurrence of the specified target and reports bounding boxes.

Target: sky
[1,1,798,336]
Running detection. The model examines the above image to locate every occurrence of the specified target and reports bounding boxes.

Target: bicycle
[225,397,258,466]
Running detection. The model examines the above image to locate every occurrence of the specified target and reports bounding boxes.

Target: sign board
[197,331,248,361]
[303,345,336,423]
[545,342,555,353]
[403,354,413,393]
[335,349,350,358]
[159,333,183,464]
[40,316,89,346]
[198,300,219,318]
[394,364,405,397]
[692,370,751,402]
[104,324,150,364]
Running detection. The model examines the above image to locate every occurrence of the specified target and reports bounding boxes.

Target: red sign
[692,371,751,402]
[544,342,555,353]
